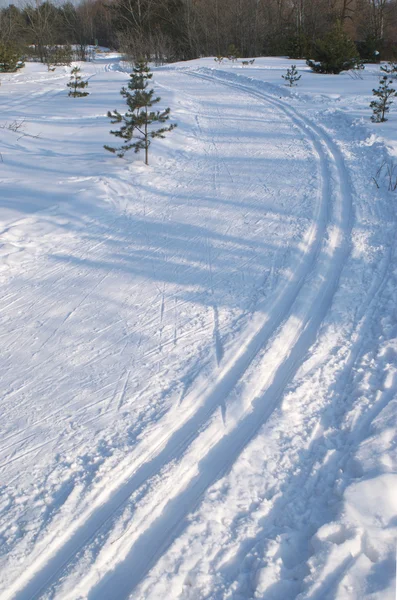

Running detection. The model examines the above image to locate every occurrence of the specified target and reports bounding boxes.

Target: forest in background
[0,0,397,65]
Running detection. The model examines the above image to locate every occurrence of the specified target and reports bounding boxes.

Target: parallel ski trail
[80,73,353,600]
[6,70,352,600]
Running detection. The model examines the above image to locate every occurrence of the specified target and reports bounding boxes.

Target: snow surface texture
[0,56,396,600]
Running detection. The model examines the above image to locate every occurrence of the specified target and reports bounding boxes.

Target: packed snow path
[0,57,396,600]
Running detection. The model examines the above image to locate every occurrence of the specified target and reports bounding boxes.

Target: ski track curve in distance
[5,69,353,600]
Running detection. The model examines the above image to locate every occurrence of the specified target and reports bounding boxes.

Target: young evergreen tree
[370,76,397,122]
[306,22,359,74]
[227,44,240,62]
[380,62,397,78]
[0,43,24,73]
[67,66,89,97]
[104,61,177,166]
[282,64,301,86]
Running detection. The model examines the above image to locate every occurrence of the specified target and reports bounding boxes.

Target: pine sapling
[67,67,89,98]
[282,64,301,86]
[370,75,397,122]
[45,48,56,72]
[227,44,240,62]
[104,60,177,165]
[0,43,24,73]
[380,62,397,78]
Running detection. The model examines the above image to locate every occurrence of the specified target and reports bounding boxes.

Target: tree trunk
[145,109,148,165]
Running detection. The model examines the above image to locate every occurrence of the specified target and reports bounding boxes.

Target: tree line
[1,0,397,65]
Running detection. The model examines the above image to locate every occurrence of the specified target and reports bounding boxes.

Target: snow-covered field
[0,55,396,600]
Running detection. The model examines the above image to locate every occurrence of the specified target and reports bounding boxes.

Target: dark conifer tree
[104,61,176,165]
[0,43,24,72]
[306,22,359,74]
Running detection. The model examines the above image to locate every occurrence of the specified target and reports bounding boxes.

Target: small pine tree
[380,62,397,78]
[0,43,24,73]
[45,47,56,71]
[370,75,397,122]
[67,67,89,97]
[306,22,359,74]
[227,44,240,62]
[282,64,301,86]
[104,60,177,166]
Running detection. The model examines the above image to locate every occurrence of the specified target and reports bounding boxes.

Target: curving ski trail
[79,72,353,600]
[4,69,354,600]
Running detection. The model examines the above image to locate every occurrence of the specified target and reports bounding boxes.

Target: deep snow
[0,55,396,600]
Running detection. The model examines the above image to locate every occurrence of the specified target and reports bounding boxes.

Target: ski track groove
[0,210,159,416]
[31,271,112,356]
[82,71,353,599]
[5,67,350,600]
[0,83,65,116]
[4,69,353,600]
[116,370,131,412]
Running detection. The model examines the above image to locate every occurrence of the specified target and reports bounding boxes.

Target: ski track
[82,72,353,600]
[0,77,69,117]
[2,68,356,600]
